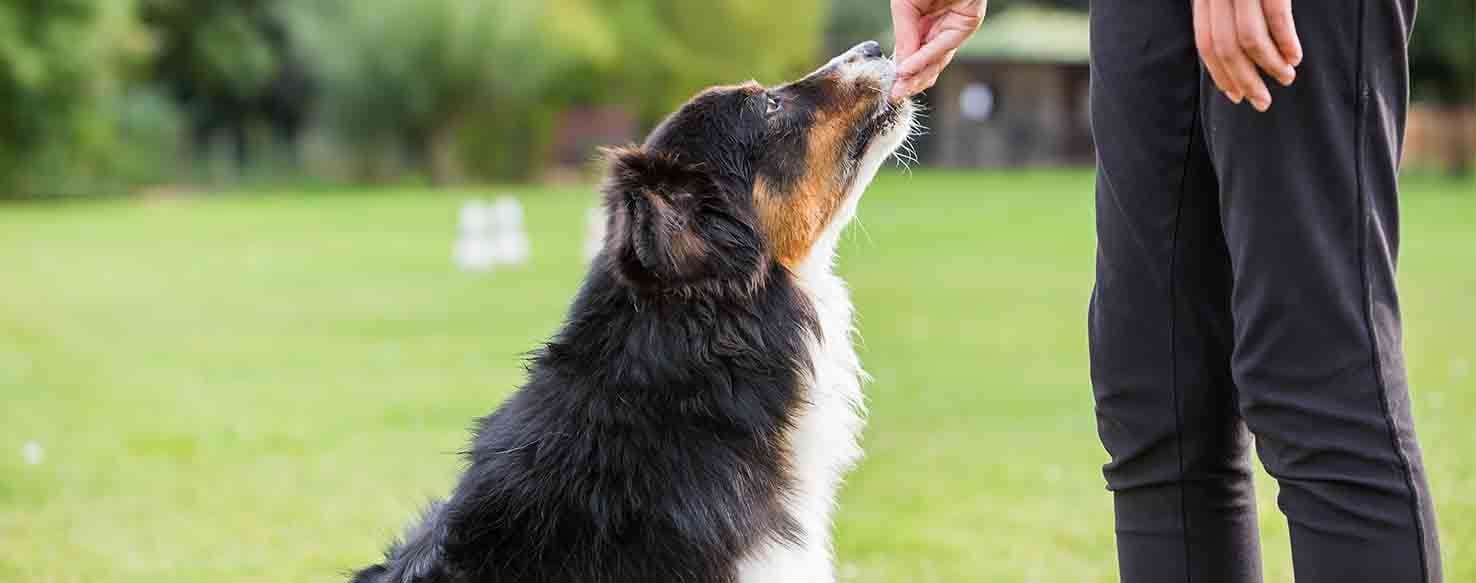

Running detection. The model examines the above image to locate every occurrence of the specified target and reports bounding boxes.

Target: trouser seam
[1353,0,1432,579]
[1168,88,1200,583]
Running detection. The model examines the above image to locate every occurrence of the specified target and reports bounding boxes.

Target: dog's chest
[787,267,867,530]
[734,266,865,583]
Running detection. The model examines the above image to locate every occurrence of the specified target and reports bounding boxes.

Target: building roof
[952,7,1090,65]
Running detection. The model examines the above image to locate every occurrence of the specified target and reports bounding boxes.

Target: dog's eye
[765,94,782,116]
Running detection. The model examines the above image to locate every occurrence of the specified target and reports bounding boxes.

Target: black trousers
[1088,1,1442,582]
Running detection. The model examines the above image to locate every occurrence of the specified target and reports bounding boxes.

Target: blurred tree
[825,0,893,54]
[549,0,828,125]
[1411,0,1475,105]
[307,0,562,185]
[0,0,149,196]
[140,0,316,172]
[1410,0,1475,175]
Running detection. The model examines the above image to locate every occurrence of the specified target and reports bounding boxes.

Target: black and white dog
[348,41,914,583]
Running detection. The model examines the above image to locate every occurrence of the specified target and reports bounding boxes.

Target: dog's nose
[854,40,884,60]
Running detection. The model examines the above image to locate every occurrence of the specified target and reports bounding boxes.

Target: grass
[1,170,1472,582]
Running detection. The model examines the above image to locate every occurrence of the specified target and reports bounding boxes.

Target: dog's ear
[600,146,726,289]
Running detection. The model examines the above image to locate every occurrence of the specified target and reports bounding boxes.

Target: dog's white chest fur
[736,254,867,583]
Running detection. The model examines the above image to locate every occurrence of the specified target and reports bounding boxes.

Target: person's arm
[890,0,986,99]
[1194,0,1302,112]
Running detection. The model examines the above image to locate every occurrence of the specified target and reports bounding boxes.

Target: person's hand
[1193,0,1303,112]
[890,0,986,99]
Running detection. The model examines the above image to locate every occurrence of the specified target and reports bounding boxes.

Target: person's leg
[1089,2,1261,582]
[1200,0,1442,581]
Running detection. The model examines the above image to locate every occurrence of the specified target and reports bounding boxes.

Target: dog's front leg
[736,536,835,583]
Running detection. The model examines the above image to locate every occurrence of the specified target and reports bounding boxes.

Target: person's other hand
[891,0,986,99]
[1193,0,1303,112]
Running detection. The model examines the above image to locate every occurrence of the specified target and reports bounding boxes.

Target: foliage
[5,0,1456,192]
[550,0,828,123]
[0,0,150,196]
[302,0,566,185]
[142,0,278,103]
[108,88,189,186]
[140,0,317,171]
[1411,0,1476,104]
[826,0,894,54]
[299,0,826,183]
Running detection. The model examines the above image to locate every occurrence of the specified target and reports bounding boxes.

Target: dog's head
[601,41,914,294]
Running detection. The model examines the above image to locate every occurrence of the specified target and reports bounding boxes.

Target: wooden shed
[913,9,1093,168]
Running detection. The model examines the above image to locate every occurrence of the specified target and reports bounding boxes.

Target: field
[2,171,1472,582]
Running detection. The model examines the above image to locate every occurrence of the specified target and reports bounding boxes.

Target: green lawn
[2,171,1472,582]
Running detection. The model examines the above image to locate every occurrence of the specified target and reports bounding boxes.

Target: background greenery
[2,0,1472,196]
[2,171,1472,582]
[0,0,833,194]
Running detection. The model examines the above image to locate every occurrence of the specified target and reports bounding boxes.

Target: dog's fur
[348,42,914,583]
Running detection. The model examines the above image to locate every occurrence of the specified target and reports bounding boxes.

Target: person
[890,0,1443,581]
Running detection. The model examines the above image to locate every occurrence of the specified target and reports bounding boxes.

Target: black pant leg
[1089,2,1261,582]
[1201,0,1442,581]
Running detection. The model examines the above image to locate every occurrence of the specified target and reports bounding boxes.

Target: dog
[348,41,915,583]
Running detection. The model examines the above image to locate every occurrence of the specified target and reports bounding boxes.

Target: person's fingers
[897,26,972,79]
[1212,0,1271,110]
[892,0,983,98]
[894,50,952,97]
[1233,0,1292,87]
[897,1,981,74]
[917,52,952,90]
[1263,0,1302,66]
[920,10,948,44]
[1236,0,1295,87]
[891,80,910,100]
[1194,0,1238,101]
[895,61,941,98]
[891,0,925,65]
